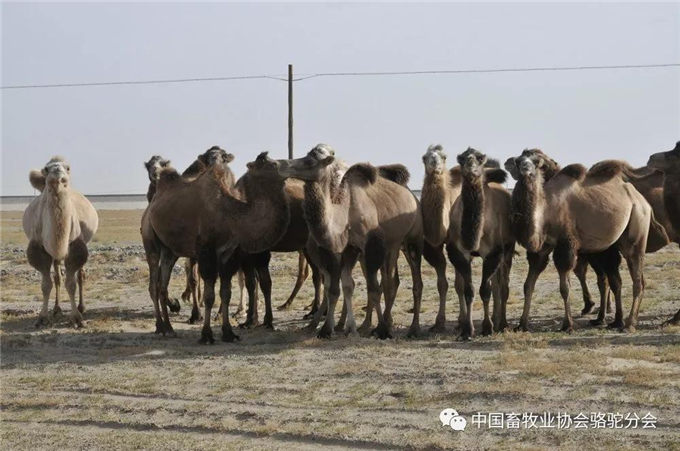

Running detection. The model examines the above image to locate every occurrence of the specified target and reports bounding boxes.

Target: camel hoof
[429,323,446,334]
[482,321,494,336]
[357,322,372,335]
[497,322,509,333]
[317,325,333,339]
[199,328,215,344]
[71,316,84,329]
[457,333,472,341]
[239,318,259,329]
[34,315,51,328]
[581,301,595,315]
[607,320,625,330]
[406,325,420,339]
[371,324,392,340]
[187,315,203,325]
[53,305,63,316]
[168,298,181,314]
[662,317,680,327]
[77,303,85,314]
[334,322,346,332]
[276,302,293,311]
[221,327,240,342]
[590,318,605,327]
[560,323,574,334]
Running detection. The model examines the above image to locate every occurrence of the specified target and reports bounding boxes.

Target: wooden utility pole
[288,64,293,159]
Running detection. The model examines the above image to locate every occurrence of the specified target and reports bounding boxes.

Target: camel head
[648,141,680,173]
[144,155,171,182]
[245,152,283,180]
[457,147,487,179]
[277,143,336,181]
[197,146,235,169]
[422,144,447,175]
[30,156,71,193]
[506,149,555,181]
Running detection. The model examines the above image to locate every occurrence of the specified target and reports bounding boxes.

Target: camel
[277,144,424,339]
[445,148,514,340]
[648,140,680,326]
[420,144,508,332]
[146,150,291,342]
[505,149,663,332]
[23,156,99,327]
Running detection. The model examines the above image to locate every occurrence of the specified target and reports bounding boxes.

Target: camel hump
[157,166,182,186]
[586,160,630,180]
[485,158,501,169]
[182,159,205,178]
[345,163,378,185]
[449,166,462,186]
[378,164,410,186]
[485,168,507,184]
[558,164,587,181]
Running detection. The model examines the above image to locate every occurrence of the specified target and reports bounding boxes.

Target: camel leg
[64,239,88,329]
[143,239,163,334]
[491,268,502,331]
[357,258,374,333]
[278,251,309,310]
[187,259,202,324]
[553,238,577,333]
[496,247,513,332]
[27,241,53,327]
[52,261,62,316]
[423,242,448,333]
[605,267,623,329]
[590,269,611,326]
[516,251,550,332]
[198,246,221,344]
[305,256,322,318]
[77,268,85,314]
[240,260,260,328]
[405,242,424,338]
[338,247,360,335]
[317,249,342,339]
[363,233,389,339]
[381,248,400,330]
[308,270,330,331]
[158,247,179,337]
[480,248,502,336]
[623,253,645,332]
[574,256,595,315]
[454,270,466,332]
[181,258,193,304]
[254,252,274,329]
[219,255,241,342]
[447,244,474,340]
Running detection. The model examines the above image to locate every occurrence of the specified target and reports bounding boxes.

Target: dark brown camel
[648,141,680,326]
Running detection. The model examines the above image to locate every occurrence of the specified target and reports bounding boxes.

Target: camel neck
[302,173,349,251]
[460,174,485,251]
[146,182,156,203]
[421,170,452,246]
[44,186,73,260]
[512,173,545,252]
[663,173,680,234]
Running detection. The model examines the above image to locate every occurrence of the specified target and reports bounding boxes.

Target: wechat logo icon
[439,408,467,431]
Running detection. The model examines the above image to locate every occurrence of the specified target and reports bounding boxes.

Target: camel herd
[21,141,680,341]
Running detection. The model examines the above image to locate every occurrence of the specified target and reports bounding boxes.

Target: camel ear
[29,170,46,191]
[320,156,335,167]
[161,159,171,167]
[144,161,151,171]
[246,161,254,170]
[224,153,235,164]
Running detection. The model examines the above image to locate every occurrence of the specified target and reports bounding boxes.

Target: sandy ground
[1,210,680,450]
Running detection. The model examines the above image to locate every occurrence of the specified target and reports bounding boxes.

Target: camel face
[43,160,71,191]
[246,152,284,181]
[648,141,680,173]
[422,144,447,175]
[457,148,487,179]
[277,144,336,181]
[144,155,170,182]
[197,146,234,169]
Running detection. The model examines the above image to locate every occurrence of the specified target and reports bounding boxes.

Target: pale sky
[2,2,679,195]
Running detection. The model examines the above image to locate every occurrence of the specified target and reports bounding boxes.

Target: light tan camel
[506,149,662,332]
[146,150,291,342]
[420,144,508,332]
[277,144,424,339]
[23,157,99,327]
[648,141,680,326]
[445,148,514,340]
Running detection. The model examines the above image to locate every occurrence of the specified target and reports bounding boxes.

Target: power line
[2,63,678,90]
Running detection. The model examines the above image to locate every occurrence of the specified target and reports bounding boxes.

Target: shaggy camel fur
[506,149,661,332]
[23,157,99,327]
[445,148,514,340]
[277,144,424,339]
[148,150,290,342]
[648,141,680,326]
[420,144,508,332]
